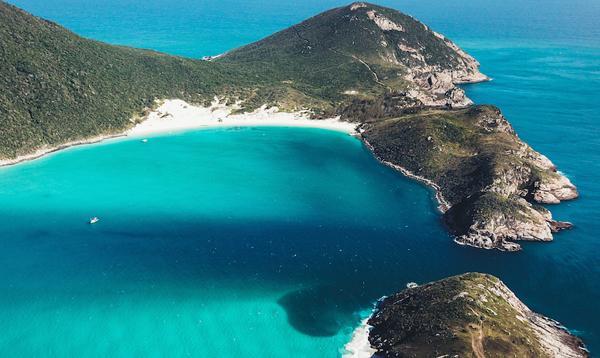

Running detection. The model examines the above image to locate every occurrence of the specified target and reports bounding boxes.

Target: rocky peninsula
[0,1,577,250]
[360,106,578,251]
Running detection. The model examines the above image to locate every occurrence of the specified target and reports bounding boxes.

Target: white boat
[141,139,148,143]
[89,217,100,224]
[406,282,418,289]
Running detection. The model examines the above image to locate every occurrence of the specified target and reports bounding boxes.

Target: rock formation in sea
[367,273,588,357]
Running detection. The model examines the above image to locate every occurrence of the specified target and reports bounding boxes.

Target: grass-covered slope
[361,106,578,250]
[368,273,588,357]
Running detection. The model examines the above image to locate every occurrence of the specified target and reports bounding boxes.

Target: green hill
[368,273,588,357]
[220,2,486,108]
[0,1,483,159]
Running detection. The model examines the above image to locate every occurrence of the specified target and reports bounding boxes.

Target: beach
[128,99,358,137]
[0,99,358,167]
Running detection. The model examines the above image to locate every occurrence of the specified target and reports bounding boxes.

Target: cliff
[368,273,588,357]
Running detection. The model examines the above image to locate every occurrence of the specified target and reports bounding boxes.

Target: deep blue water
[3,0,600,356]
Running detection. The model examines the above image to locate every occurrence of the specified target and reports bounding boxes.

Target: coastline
[342,298,386,358]
[342,317,377,358]
[126,99,358,137]
[0,99,358,168]
[0,134,126,168]
[2,98,456,218]
[360,136,451,212]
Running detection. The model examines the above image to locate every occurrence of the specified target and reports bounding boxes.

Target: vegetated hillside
[361,106,578,250]
[368,273,588,357]
[221,2,486,108]
[0,1,280,159]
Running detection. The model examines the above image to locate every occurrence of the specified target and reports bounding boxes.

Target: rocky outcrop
[366,9,404,32]
[450,111,578,250]
[399,30,489,108]
[367,273,588,357]
[532,175,579,204]
[405,69,481,108]
[451,197,555,251]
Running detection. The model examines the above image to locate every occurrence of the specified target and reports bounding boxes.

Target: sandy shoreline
[342,316,376,358]
[127,99,358,137]
[0,99,358,168]
[0,134,126,167]
[342,297,388,358]
[1,99,451,217]
[1,99,451,216]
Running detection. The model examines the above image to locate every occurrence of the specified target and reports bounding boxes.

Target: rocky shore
[365,273,588,357]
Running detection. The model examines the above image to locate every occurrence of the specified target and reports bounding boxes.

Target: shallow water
[4,0,600,355]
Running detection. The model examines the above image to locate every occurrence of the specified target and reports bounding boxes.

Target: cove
[0,127,450,356]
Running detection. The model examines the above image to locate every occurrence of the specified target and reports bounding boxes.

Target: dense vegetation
[220,2,473,99]
[0,2,259,157]
[368,273,587,357]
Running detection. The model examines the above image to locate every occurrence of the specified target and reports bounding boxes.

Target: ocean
[2,0,600,356]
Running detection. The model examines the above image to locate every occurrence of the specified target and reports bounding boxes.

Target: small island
[363,273,588,357]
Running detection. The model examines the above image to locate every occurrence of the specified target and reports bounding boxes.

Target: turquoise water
[3,0,600,356]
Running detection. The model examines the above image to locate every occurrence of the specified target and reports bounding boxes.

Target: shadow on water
[277,285,367,337]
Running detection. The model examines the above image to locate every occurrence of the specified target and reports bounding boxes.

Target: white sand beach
[127,99,358,136]
[0,99,358,167]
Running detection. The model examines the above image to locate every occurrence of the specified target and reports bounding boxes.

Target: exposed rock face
[366,10,404,32]
[359,4,490,108]
[452,197,555,251]
[533,175,579,203]
[361,105,578,251]
[399,29,488,108]
[368,273,588,357]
